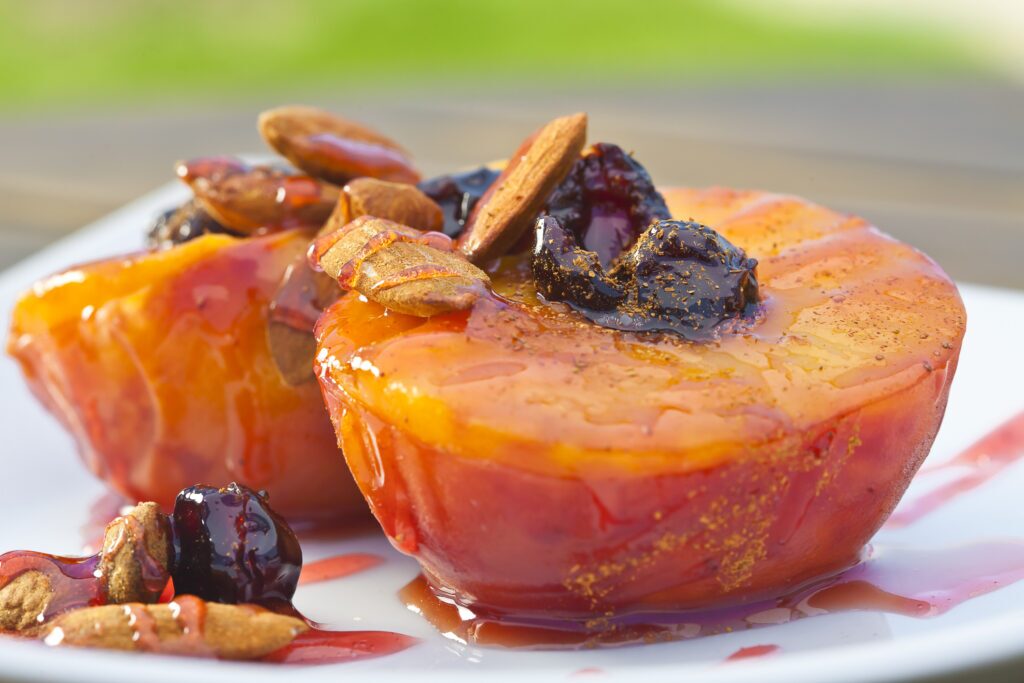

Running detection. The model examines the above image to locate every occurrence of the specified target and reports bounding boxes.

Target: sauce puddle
[401,540,1024,648]
[0,552,105,623]
[266,552,415,664]
[299,553,384,586]
[724,644,780,661]
[888,411,1024,528]
[270,552,417,663]
[29,407,1024,662]
[263,628,417,665]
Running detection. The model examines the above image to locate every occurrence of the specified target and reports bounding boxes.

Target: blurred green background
[0,0,990,109]
[0,0,1020,286]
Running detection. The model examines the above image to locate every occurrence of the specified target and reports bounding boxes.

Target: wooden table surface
[1,82,1021,287]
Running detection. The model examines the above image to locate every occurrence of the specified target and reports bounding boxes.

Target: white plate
[0,184,1022,683]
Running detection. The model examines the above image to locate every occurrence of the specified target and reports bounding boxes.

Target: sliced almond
[458,113,587,264]
[43,599,307,660]
[267,320,318,386]
[260,105,405,153]
[0,570,51,633]
[265,178,442,384]
[176,157,338,233]
[258,105,420,185]
[99,502,172,604]
[338,178,444,232]
[267,255,342,386]
[314,216,490,317]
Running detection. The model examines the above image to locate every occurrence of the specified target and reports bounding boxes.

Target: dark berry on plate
[170,483,302,607]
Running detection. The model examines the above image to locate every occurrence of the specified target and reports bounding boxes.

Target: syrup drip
[725,644,780,661]
[306,134,416,183]
[263,628,418,665]
[1,512,172,631]
[13,406,1024,663]
[176,156,337,233]
[369,263,464,292]
[0,540,411,666]
[299,553,384,586]
[888,411,1024,527]
[158,579,175,603]
[277,176,327,209]
[164,595,215,656]
[308,227,346,269]
[103,514,172,600]
[401,540,1024,649]
[0,552,104,626]
[101,596,228,657]
[123,603,161,651]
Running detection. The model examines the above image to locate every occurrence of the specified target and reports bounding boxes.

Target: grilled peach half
[314,187,966,621]
[8,232,362,523]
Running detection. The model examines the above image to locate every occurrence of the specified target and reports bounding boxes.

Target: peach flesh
[9,231,364,524]
[314,186,966,623]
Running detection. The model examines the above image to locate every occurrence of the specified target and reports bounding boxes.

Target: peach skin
[8,231,363,524]
[314,187,966,623]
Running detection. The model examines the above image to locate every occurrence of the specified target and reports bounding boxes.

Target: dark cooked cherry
[146,199,240,250]
[545,143,670,267]
[533,216,626,311]
[170,483,302,608]
[417,166,500,237]
[533,217,759,340]
[615,220,760,334]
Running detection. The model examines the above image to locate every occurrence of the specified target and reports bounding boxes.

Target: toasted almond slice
[43,598,307,660]
[458,113,587,264]
[0,570,51,633]
[258,106,419,185]
[99,502,172,604]
[338,178,444,232]
[267,320,318,386]
[175,157,338,233]
[314,217,490,317]
[267,255,342,386]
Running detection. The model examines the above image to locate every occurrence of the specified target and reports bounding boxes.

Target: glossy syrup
[1,534,412,666]
[10,408,1024,664]
[725,644,781,661]
[394,405,1024,649]
[0,552,104,626]
[299,553,384,586]
[103,513,173,601]
[108,595,215,657]
[301,134,419,185]
[263,628,418,665]
[260,551,416,663]
[1,509,172,629]
[887,411,1024,527]
[400,539,1024,649]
